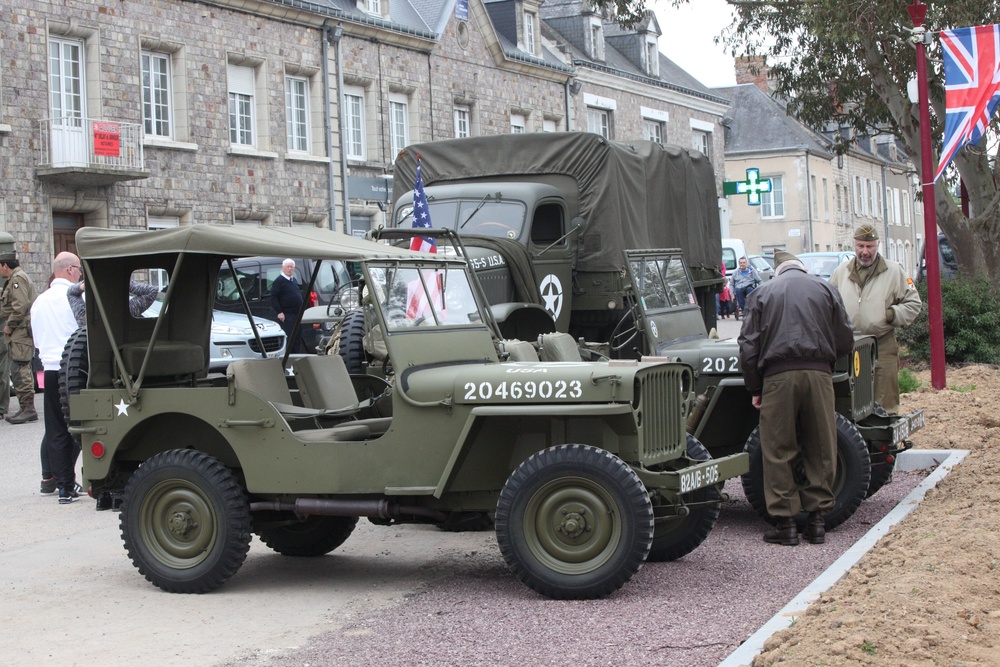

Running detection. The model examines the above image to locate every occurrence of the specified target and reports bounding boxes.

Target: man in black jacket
[270,258,305,353]
[738,250,854,546]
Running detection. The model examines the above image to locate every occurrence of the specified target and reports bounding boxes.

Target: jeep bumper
[634,452,750,493]
[857,408,925,455]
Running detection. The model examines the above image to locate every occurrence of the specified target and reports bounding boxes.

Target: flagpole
[907,0,946,390]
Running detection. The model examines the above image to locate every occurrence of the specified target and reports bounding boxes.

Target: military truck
[66,224,748,599]
[619,249,924,528]
[389,132,723,343]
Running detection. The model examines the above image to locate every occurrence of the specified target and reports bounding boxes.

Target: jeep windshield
[396,199,525,240]
[368,262,483,330]
[627,254,697,313]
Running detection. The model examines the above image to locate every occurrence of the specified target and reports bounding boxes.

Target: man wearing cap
[829,225,922,413]
[739,250,854,546]
[0,247,38,423]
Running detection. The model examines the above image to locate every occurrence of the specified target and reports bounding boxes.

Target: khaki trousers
[11,359,34,413]
[759,369,837,518]
[0,333,9,415]
[874,332,900,413]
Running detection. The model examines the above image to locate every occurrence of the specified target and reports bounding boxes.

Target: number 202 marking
[702,356,739,373]
[463,380,582,401]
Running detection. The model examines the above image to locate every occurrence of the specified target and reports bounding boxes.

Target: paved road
[0,403,494,666]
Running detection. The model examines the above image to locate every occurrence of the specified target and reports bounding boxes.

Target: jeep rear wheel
[741,413,870,530]
[646,435,722,562]
[120,449,251,593]
[257,515,358,556]
[495,444,653,600]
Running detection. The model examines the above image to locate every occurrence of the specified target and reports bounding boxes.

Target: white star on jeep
[115,400,129,417]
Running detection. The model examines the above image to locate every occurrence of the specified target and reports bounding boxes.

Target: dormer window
[360,0,383,17]
[589,19,604,61]
[524,11,536,55]
[645,38,659,77]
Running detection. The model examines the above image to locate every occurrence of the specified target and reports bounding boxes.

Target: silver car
[143,296,286,371]
[797,251,855,280]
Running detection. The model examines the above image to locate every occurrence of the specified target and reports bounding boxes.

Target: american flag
[934,24,1000,182]
[410,157,436,253]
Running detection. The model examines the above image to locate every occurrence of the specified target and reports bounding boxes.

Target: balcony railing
[36,116,149,186]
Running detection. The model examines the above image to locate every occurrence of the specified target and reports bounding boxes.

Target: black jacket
[269,274,303,319]
[738,265,854,396]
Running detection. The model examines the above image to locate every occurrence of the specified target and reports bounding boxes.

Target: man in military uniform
[0,233,14,420]
[0,245,38,423]
[829,225,923,413]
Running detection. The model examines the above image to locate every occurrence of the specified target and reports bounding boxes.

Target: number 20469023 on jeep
[67,225,748,600]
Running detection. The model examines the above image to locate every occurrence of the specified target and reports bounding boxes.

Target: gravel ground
[224,472,924,667]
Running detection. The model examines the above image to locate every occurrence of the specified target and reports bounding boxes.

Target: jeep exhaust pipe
[249,498,448,522]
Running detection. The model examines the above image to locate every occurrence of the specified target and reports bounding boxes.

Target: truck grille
[636,365,689,463]
[249,336,284,353]
[475,268,516,305]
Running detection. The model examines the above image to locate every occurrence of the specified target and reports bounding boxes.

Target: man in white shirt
[31,252,83,504]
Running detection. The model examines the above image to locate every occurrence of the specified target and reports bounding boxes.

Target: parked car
[142,295,286,371]
[722,238,748,273]
[215,257,353,353]
[917,233,958,283]
[747,254,775,281]
[797,251,855,280]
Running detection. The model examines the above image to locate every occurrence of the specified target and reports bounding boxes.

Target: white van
[721,238,748,273]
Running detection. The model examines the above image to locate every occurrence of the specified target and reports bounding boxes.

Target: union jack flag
[934,24,1000,182]
[409,157,436,253]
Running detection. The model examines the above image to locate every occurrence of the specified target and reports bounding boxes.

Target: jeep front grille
[636,366,689,463]
[249,336,284,353]
[851,336,875,417]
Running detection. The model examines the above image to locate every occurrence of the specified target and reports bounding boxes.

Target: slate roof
[714,84,832,156]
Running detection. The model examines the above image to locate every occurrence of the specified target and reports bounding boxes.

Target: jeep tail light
[309,290,318,307]
[91,441,106,459]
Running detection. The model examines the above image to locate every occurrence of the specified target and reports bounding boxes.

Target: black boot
[763,517,799,546]
[804,512,825,544]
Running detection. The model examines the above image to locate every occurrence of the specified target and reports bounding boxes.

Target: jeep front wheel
[741,413,870,530]
[646,435,722,562]
[257,515,358,557]
[495,444,653,600]
[120,450,251,593]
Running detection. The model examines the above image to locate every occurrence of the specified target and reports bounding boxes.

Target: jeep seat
[227,358,328,420]
[291,355,360,416]
[538,332,582,362]
[118,340,205,378]
[497,339,539,362]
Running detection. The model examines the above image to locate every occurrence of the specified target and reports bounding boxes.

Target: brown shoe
[7,408,37,424]
[763,517,799,546]
[804,512,825,544]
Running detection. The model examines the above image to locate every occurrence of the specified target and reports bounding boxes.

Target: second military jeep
[68,224,748,599]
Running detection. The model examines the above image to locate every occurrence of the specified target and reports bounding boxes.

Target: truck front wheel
[741,413,870,530]
[120,449,251,593]
[646,435,722,562]
[495,444,653,600]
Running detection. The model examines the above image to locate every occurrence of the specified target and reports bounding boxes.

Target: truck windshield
[628,256,696,312]
[397,200,525,240]
[370,264,482,330]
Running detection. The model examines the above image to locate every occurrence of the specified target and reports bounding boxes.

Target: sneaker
[40,478,57,495]
[58,488,80,505]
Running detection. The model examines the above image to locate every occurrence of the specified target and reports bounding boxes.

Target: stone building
[1,0,730,284]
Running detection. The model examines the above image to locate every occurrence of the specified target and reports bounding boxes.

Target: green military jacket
[0,266,38,361]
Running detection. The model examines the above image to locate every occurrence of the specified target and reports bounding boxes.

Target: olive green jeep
[67,225,748,599]
[616,249,925,529]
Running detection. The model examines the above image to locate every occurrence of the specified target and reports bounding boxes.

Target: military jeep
[68,225,748,599]
[617,249,925,529]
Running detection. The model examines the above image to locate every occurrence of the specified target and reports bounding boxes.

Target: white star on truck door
[116,400,129,417]
[539,274,563,319]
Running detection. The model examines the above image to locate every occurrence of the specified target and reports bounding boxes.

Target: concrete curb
[717,448,970,667]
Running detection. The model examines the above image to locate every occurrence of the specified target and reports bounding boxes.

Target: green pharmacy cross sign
[723,168,772,206]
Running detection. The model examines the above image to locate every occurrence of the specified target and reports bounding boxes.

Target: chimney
[735,56,772,94]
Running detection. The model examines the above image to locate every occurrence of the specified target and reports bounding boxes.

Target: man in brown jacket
[0,249,38,423]
[738,250,854,546]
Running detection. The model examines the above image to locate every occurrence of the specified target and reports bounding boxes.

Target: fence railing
[37,117,145,171]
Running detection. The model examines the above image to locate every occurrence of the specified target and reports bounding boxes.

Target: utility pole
[907,0,946,390]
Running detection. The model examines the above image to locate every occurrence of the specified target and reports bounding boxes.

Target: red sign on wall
[93,122,121,157]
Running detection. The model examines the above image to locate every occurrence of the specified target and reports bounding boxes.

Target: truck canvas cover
[393,132,722,276]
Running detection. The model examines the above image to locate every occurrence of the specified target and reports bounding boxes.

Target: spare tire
[336,310,368,375]
[59,327,89,443]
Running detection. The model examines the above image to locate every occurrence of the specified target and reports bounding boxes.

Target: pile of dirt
[752,364,1000,666]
